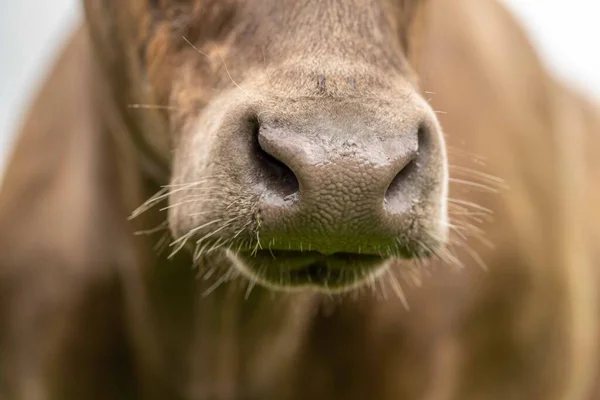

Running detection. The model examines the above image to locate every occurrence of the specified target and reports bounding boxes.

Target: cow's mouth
[227,250,389,291]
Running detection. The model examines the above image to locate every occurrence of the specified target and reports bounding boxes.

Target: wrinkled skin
[0,0,599,399]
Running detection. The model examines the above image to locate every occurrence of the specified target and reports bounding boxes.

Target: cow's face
[85,0,448,292]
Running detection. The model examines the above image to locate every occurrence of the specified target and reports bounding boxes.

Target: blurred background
[0,0,598,174]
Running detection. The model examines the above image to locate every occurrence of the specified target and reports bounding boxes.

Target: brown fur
[1,0,599,399]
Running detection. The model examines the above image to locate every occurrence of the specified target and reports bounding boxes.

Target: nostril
[385,157,417,200]
[384,123,429,207]
[250,118,300,199]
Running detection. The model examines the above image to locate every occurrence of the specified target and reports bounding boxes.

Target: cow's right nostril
[251,119,300,199]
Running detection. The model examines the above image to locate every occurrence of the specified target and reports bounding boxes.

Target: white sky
[0,1,598,170]
[502,0,600,98]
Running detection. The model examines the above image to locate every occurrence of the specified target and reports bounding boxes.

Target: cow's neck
[188,274,318,398]
[143,242,319,397]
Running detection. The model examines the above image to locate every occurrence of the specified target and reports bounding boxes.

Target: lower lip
[234,250,386,289]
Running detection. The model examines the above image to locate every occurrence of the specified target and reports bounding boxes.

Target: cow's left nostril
[251,119,300,199]
[384,123,429,212]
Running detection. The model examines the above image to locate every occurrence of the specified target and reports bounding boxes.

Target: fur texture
[0,0,598,399]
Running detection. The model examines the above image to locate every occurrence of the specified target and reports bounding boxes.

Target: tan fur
[0,0,599,399]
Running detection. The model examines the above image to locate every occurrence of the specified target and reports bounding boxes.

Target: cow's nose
[249,111,440,255]
[257,124,418,211]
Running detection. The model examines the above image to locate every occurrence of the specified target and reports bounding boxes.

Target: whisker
[449,178,500,193]
[130,182,219,220]
[154,232,172,255]
[452,238,489,271]
[133,221,169,236]
[202,267,235,297]
[202,265,217,281]
[203,237,222,255]
[160,197,219,212]
[195,216,242,246]
[448,224,469,241]
[170,219,223,248]
[244,273,259,300]
[169,236,193,260]
[129,187,170,219]
[386,269,409,310]
[378,275,389,301]
[182,35,209,57]
[447,146,488,163]
[447,198,494,215]
[214,44,248,95]
[449,165,506,186]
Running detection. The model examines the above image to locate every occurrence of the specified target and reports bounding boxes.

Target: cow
[0,0,599,399]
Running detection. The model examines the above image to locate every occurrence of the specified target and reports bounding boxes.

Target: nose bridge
[258,110,418,191]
